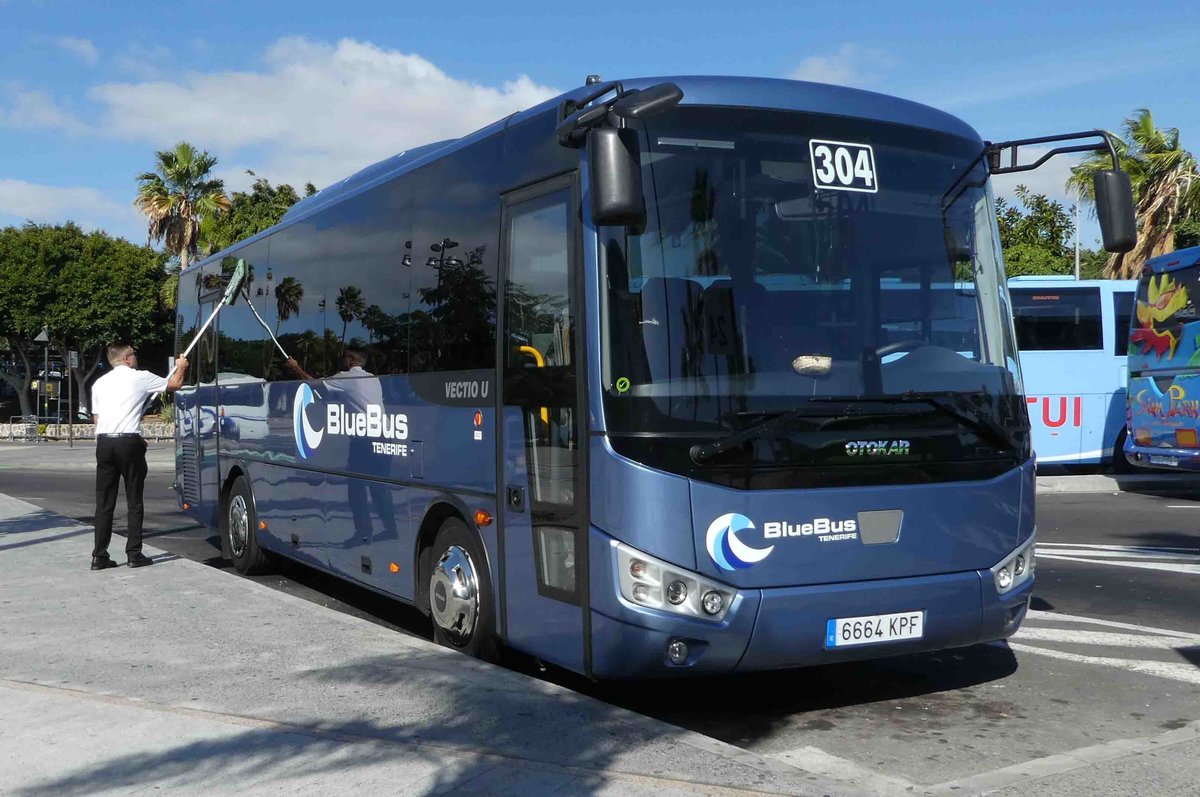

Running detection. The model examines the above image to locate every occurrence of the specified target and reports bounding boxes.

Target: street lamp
[429,238,459,299]
[33,326,49,423]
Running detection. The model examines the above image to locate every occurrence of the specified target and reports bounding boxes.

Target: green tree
[994,186,1075,276]
[0,223,168,416]
[1177,218,1200,250]
[1068,108,1200,277]
[335,285,366,356]
[135,142,232,309]
[199,172,316,256]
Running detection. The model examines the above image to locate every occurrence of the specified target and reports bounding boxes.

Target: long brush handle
[178,300,222,360]
[242,296,291,361]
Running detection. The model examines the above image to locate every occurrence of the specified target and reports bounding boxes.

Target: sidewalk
[0,493,863,797]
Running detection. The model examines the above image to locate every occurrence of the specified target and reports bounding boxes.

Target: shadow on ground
[12,655,700,797]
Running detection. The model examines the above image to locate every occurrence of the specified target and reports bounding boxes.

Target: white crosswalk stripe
[1036,541,1200,576]
[1011,609,1200,685]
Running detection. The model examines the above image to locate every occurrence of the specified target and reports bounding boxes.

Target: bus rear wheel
[224,476,273,575]
[1112,428,1137,474]
[427,517,497,661]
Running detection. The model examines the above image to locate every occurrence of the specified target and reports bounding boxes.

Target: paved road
[4,441,1200,793]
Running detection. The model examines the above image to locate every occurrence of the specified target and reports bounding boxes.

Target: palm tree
[1068,109,1200,278]
[335,285,366,355]
[274,277,304,333]
[134,142,231,278]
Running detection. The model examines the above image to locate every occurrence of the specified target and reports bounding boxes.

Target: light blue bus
[1125,246,1200,470]
[174,76,1135,677]
[1008,276,1137,470]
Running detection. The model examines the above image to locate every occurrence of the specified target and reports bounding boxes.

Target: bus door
[178,292,220,528]
[498,175,588,672]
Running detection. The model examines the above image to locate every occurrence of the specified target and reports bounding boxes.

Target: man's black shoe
[90,556,118,571]
[127,553,154,568]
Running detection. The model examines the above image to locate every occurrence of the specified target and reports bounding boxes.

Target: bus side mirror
[1094,170,1137,253]
[588,127,645,229]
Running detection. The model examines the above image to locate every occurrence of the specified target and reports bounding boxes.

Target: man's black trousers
[93,435,148,558]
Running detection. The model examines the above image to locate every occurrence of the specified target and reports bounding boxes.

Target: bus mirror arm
[984,130,1136,254]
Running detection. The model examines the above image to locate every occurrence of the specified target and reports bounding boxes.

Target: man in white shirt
[90,343,188,570]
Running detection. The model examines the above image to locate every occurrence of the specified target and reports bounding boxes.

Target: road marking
[766,745,917,797]
[1016,627,1200,650]
[1008,642,1200,684]
[1013,610,1200,685]
[1037,553,1200,576]
[1166,504,1200,509]
[1039,542,1200,554]
[1026,609,1200,639]
[924,718,1200,795]
[1036,542,1200,576]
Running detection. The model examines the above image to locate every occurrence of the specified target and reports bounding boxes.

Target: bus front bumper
[588,530,1033,679]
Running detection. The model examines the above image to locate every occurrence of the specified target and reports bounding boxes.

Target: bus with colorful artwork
[174,75,1136,677]
[1007,276,1137,470]
[1124,246,1200,470]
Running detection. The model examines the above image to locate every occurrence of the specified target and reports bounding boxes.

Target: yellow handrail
[517,345,550,425]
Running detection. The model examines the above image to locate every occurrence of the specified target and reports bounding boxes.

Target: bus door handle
[506,485,525,513]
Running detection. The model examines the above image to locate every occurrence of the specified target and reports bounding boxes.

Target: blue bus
[174,75,1135,677]
[1125,246,1200,470]
[1007,276,1137,470]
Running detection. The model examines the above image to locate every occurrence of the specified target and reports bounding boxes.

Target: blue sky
[2,0,1197,249]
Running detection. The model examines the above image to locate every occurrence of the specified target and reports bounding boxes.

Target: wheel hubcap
[229,495,249,558]
[429,545,478,646]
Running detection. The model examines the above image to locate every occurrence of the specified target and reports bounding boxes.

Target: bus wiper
[809,391,1020,453]
[689,407,833,464]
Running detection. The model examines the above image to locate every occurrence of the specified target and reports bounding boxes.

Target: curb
[1036,473,1200,495]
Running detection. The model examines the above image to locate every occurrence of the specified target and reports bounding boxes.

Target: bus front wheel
[224,476,273,575]
[427,517,498,661]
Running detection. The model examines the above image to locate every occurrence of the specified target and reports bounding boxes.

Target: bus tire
[224,475,272,575]
[1112,428,1137,474]
[427,517,498,661]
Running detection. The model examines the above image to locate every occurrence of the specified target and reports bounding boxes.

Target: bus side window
[1113,291,1134,355]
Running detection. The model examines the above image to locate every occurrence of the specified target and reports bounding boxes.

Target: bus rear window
[1009,288,1102,351]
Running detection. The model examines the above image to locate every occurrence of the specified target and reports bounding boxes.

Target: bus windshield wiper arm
[689,407,829,464]
[808,392,1018,453]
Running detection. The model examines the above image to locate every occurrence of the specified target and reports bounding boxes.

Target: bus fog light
[1014,555,1026,576]
[632,583,650,603]
[702,591,724,615]
[629,560,648,579]
[666,581,688,605]
[997,566,1012,590]
[667,640,689,665]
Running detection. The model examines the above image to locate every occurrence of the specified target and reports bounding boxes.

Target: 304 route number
[809,140,878,193]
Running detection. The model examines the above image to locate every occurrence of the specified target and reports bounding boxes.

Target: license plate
[826,611,925,648]
[1149,455,1180,467]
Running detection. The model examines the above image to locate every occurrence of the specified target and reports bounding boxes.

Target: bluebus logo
[293,384,323,459]
[705,513,775,572]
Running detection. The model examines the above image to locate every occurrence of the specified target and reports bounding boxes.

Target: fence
[2,418,175,442]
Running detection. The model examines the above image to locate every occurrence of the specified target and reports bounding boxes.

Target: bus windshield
[600,107,1026,480]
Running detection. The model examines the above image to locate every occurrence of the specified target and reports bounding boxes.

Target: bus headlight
[615,542,734,622]
[992,532,1036,595]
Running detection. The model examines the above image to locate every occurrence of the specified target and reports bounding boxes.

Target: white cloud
[86,37,561,189]
[990,145,1081,205]
[789,44,895,89]
[0,180,145,242]
[990,146,1104,248]
[0,89,87,133]
[56,36,99,66]
[113,44,172,80]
